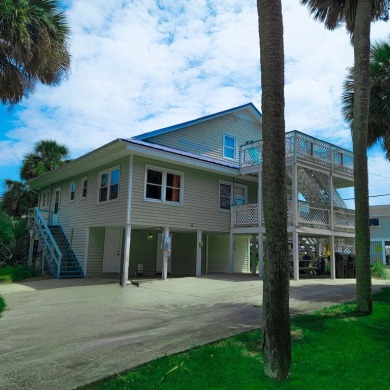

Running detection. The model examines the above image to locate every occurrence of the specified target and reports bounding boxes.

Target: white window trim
[97,166,120,203]
[81,176,88,200]
[218,180,247,212]
[70,181,76,202]
[223,133,237,161]
[144,165,184,206]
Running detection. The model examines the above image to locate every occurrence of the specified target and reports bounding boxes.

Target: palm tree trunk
[258,0,291,379]
[353,0,372,314]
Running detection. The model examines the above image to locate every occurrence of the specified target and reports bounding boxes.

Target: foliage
[0,217,29,265]
[371,261,390,279]
[342,38,390,159]
[20,139,70,181]
[0,0,71,105]
[0,265,38,283]
[1,180,37,218]
[0,295,5,315]
[81,288,390,390]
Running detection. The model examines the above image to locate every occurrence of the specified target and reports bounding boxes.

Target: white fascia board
[126,143,239,176]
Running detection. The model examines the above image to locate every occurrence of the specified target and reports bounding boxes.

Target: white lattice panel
[298,202,330,228]
[232,204,259,227]
[335,237,355,254]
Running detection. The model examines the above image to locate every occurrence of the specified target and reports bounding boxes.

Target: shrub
[0,295,5,315]
[0,265,38,283]
[371,261,390,280]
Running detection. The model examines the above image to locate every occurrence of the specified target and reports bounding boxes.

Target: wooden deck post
[293,231,299,281]
[329,235,336,279]
[251,234,257,275]
[162,227,170,280]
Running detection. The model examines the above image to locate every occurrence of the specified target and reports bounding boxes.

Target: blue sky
[0,0,389,208]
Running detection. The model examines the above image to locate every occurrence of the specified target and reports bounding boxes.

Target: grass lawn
[81,287,390,390]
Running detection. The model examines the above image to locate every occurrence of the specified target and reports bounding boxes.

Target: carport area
[1,275,389,390]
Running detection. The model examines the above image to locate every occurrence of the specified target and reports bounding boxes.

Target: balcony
[231,201,355,233]
[240,130,354,176]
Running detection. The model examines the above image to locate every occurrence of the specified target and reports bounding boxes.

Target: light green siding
[131,156,256,232]
[147,114,261,163]
[87,227,105,275]
[208,234,229,272]
[129,230,158,277]
[171,232,197,275]
[47,157,129,270]
[370,216,390,239]
[234,235,250,273]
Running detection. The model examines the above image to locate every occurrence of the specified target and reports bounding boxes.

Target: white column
[328,172,334,229]
[330,235,336,279]
[196,230,202,276]
[251,234,257,275]
[293,230,299,280]
[258,233,264,278]
[162,226,170,280]
[205,234,209,274]
[229,231,234,273]
[83,227,90,278]
[121,154,133,286]
[292,163,299,226]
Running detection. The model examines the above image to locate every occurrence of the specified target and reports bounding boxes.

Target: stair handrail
[34,207,62,278]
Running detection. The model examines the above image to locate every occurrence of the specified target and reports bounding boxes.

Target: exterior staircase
[48,226,84,279]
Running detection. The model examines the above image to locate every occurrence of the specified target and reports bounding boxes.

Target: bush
[371,261,390,280]
[0,265,38,283]
[0,295,5,315]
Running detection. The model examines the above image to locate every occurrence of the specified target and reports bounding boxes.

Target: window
[223,134,236,160]
[145,166,183,204]
[81,177,88,199]
[219,181,247,211]
[70,181,76,201]
[370,217,380,227]
[99,167,120,202]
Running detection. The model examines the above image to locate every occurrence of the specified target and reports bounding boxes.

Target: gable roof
[133,102,262,141]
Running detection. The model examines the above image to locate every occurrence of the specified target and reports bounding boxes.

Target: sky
[0,0,389,208]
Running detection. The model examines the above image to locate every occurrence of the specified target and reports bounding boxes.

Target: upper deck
[240,130,354,177]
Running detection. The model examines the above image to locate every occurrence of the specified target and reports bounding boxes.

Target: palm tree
[300,0,389,315]
[257,0,290,379]
[342,38,390,159]
[20,139,70,181]
[1,179,37,218]
[0,0,71,105]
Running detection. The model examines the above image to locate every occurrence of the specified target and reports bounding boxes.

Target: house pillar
[196,230,202,276]
[229,231,234,273]
[83,227,90,278]
[329,235,336,279]
[121,154,133,286]
[258,233,264,278]
[292,163,299,226]
[293,230,299,281]
[258,170,262,227]
[328,172,334,229]
[251,234,256,275]
[162,227,171,280]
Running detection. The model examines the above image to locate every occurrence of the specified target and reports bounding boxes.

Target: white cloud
[0,0,389,203]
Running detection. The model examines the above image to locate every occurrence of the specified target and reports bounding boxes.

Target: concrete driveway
[1,275,389,390]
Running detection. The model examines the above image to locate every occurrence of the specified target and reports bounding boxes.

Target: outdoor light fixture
[147,233,153,239]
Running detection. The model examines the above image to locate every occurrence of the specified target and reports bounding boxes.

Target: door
[52,187,61,225]
[103,228,123,273]
[156,232,172,274]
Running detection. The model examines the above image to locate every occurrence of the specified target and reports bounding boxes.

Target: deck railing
[240,131,354,174]
[231,201,355,232]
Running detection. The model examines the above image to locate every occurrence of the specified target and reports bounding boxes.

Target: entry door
[156,233,172,274]
[52,188,61,225]
[103,228,123,273]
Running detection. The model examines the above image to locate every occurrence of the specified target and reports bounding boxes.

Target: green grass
[0,265,38,283]
[80,287,390,390]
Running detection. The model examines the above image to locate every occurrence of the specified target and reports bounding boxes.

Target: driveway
[1,275,389,390]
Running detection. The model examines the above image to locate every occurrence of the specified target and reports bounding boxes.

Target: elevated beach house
[27,103,355,282]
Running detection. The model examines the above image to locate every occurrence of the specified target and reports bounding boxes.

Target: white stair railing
[33,207,62,278]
